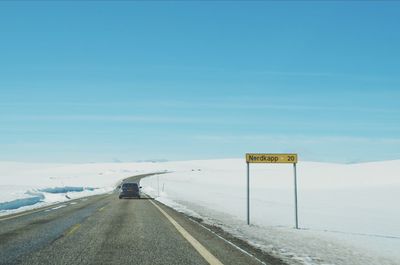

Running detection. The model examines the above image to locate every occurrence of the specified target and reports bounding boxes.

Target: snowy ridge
[0,187,98,211]
[39,186,96,193]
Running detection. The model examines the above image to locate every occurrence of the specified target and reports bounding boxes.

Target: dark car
[119,182,141,199]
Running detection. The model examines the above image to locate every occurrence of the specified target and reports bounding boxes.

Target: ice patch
[0,192,44,211]
[0,185,105,213]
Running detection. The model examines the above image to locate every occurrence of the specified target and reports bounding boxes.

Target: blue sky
[0,1,399,163]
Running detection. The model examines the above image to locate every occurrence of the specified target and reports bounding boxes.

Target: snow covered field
[142,159,400,265]
[1,159,399,265]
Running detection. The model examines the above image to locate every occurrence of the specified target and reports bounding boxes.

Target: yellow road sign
[246,153,298,163]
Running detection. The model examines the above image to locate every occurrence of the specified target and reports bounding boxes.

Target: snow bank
[0,191,44,211]
[0,161,160,214]
[39,186,96,193]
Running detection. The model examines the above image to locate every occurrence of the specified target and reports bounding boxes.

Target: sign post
[247,161,250,225]
[245,153,299,229]
[293,163,298,229]
[157,175,160,197]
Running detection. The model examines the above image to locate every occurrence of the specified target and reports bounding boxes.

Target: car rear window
[122,183,138,189]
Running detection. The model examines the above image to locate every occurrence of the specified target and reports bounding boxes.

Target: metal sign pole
[247,162,250,225]
[157,175,160,197]
[294,163,299,229]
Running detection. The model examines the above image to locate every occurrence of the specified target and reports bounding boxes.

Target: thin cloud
[252,70,334,77]
[2,100,398,114]
[1,114,399,131]
[192,134,400,145]
[249,70,400,82]
[0,114,254,125]
[0,115,193,123]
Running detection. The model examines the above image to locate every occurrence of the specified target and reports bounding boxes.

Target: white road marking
[51,205,67,210]
[0,194,106,222]
[0,206,55,221]
[149,199,224,265]
[187,218,266,265]
[45,204,68,212]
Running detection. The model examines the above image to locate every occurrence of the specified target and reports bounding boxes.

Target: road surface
[0,174,286,265]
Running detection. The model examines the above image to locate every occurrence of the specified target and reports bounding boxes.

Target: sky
[0,1,399,163]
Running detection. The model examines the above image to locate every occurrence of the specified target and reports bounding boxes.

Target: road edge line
[148,199,224,265]
[187,218,266,265]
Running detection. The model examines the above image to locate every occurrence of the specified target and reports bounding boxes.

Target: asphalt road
[0,174,286,265]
